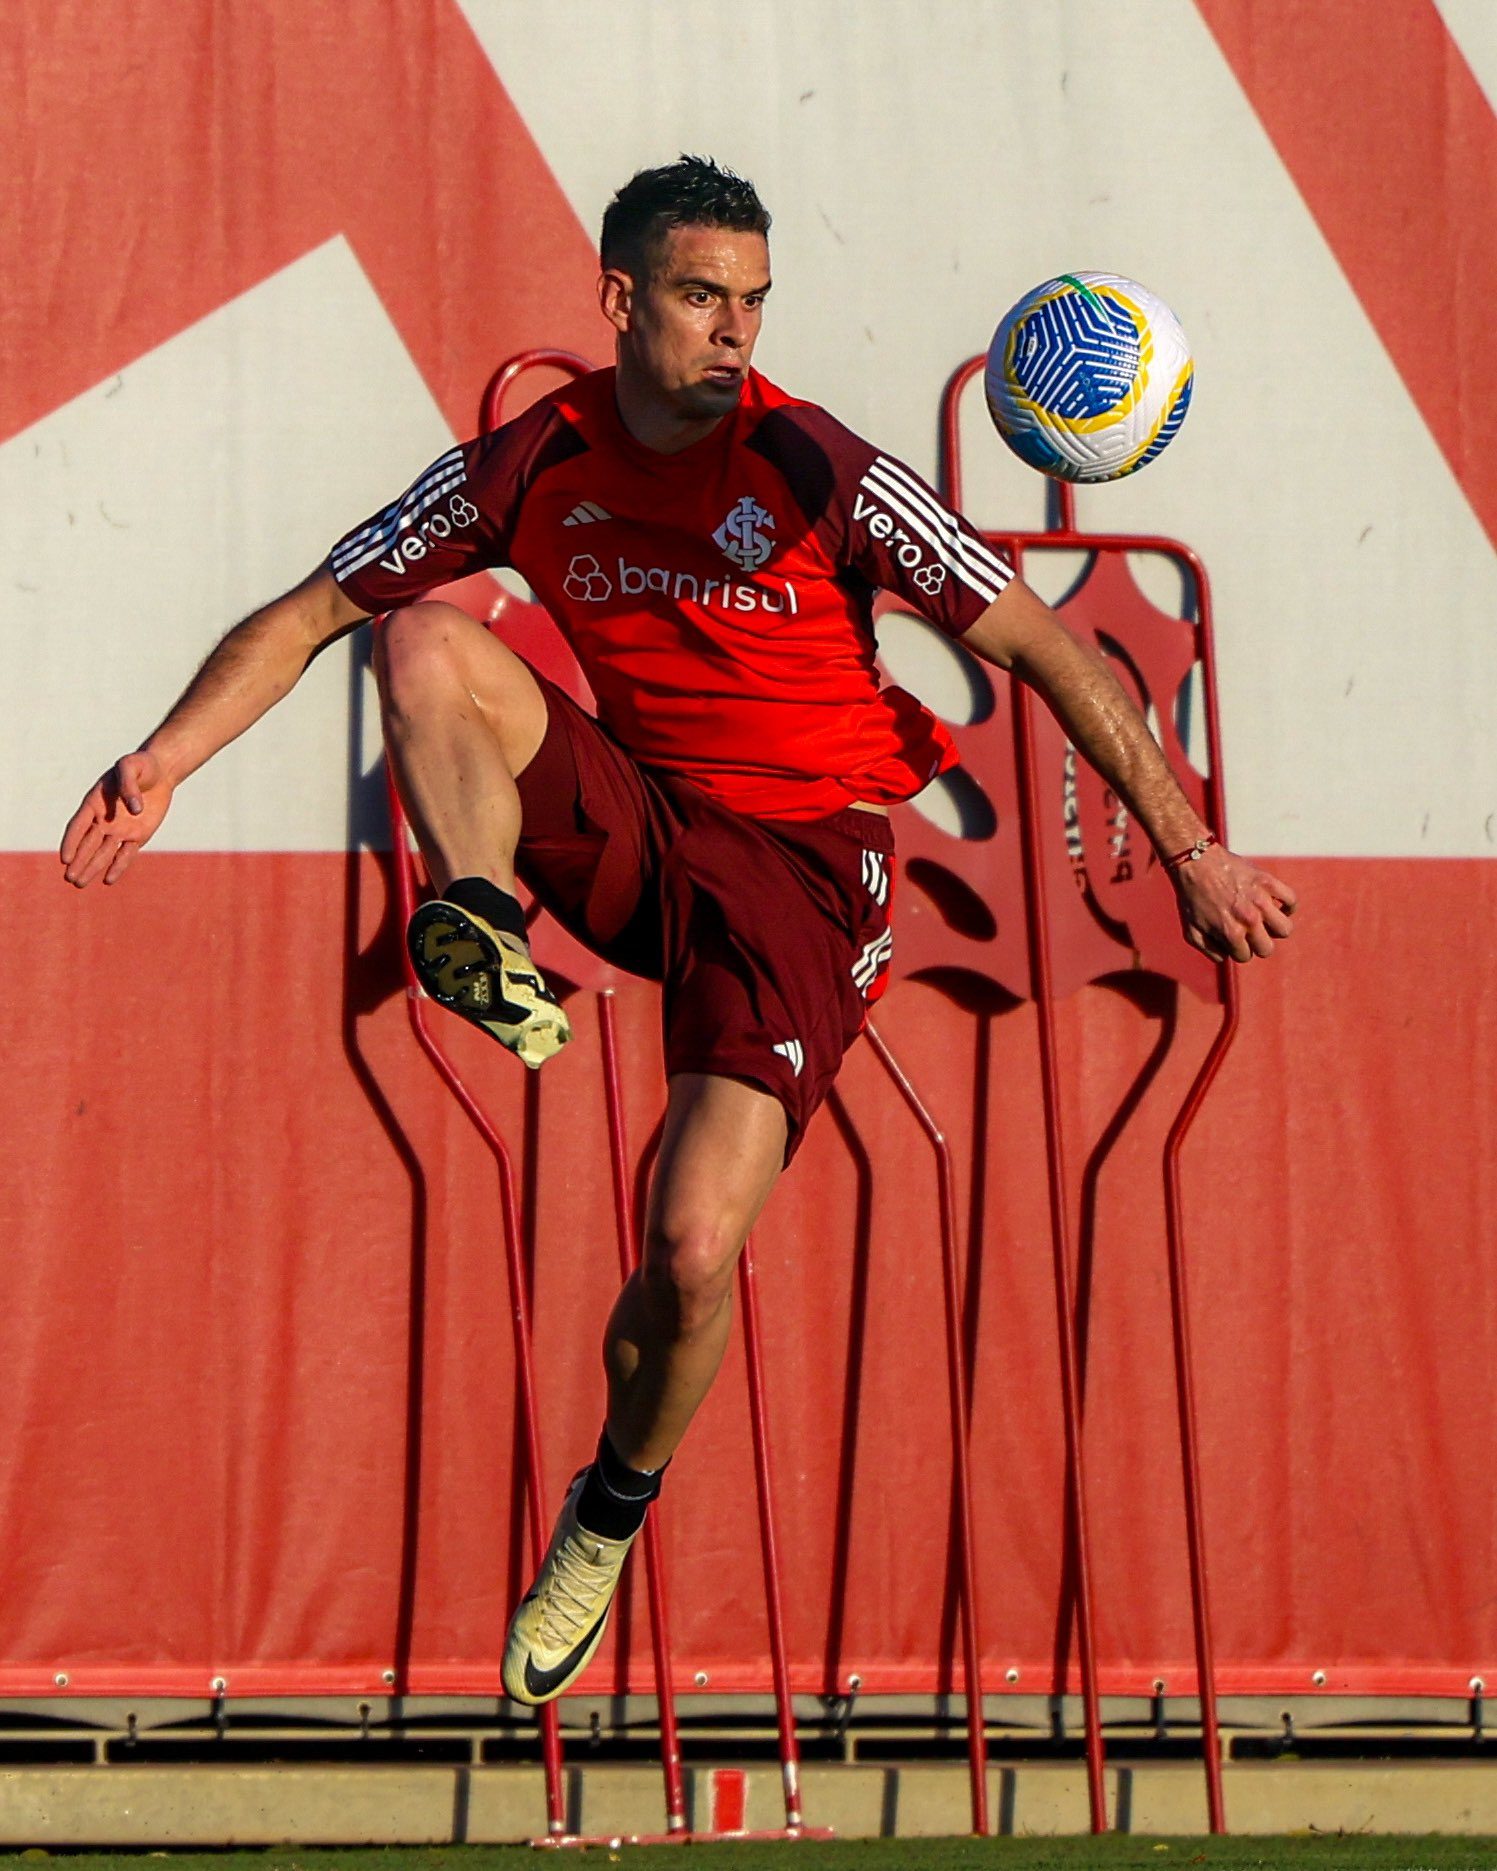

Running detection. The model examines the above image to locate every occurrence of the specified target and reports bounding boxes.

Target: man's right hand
[60,751,174,888]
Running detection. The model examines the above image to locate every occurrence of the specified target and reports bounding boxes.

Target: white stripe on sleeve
[865,456,1012,601]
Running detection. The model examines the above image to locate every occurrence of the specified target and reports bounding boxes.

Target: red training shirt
[329,367,1014,820]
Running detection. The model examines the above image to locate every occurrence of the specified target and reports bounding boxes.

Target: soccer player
[61,156,1294,1706]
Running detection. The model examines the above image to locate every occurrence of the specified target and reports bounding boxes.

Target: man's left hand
[1171,844,1296,964]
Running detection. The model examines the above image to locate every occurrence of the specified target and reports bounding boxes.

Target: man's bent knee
[375,602,547,767]
[640,1218,743,1340]
[376,601,491,699]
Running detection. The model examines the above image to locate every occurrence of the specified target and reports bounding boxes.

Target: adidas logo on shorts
[851,929,894,997]
[772,1038,805,1077]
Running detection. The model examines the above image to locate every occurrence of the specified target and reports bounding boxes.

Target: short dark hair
[600,155,771,282]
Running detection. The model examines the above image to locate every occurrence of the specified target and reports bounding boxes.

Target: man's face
[606,223,771,421]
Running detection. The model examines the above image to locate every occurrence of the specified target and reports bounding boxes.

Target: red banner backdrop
[4,0,1496,1703]
[5,848,1497,1698]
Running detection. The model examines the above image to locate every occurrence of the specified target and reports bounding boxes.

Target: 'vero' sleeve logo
[713,494,776,572]
[851,457,1012,608]
[331,447,485,584]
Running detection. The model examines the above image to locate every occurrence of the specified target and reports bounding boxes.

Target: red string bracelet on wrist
[1161,832,1218,872]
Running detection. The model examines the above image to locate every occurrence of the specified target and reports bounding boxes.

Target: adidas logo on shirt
[563,501,612,527]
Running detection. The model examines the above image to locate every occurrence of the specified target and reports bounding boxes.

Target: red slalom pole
[1161,998,1233,1835]
[596,991,688,1834]
[738,1234,812,1835]
[1156,558,1237,1835]
[1009,681,1109,1834]
[862,1022,990,1836]
[382,756,567,1838]
[945,352,1234,1830]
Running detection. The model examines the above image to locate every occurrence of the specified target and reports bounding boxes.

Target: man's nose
[714,303,750,347]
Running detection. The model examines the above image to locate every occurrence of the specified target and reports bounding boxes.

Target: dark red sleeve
[749,404,1014,636]
[327,399,582,615]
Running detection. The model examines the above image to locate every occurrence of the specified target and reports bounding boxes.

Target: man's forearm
[961,579,1206,858]
[958,576,1294,964]
[144,569,362,785]
[1013,627,1205,857]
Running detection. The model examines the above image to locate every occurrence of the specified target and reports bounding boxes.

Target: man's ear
[599,267,634,334]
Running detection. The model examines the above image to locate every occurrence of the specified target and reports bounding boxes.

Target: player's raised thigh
[643,1073,787,1321]
[374,599,549,777]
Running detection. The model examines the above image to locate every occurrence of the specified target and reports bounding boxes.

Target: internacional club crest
[714,494,776,572]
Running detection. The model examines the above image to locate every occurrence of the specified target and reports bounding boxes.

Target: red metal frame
[738,1233,814,1833]
[478,350,592,437]
[1009,679,1111,1835]
[382,759,567,1839]
[938,355,1236,1833]
[597,990,687,1835]
[860,1023,990,1836]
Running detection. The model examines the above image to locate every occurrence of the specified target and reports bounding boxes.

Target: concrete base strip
[0,1761,1494,1844]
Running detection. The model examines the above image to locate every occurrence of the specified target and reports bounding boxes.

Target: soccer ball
[984,272,1193,483]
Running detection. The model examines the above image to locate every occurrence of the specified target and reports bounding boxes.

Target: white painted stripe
[1432,0,1497,118]
[332,448,464,563]
[868,456,1012,592]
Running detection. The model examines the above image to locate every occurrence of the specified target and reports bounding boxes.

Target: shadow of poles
[341,631,430,1691]
[1049,975,1180,1703]
[820,1086,873,1692]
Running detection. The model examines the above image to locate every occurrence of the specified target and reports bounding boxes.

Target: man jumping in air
[61,156,1294,1706]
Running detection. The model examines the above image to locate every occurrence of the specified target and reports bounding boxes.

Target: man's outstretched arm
[960,575,1295,964]
[60,565,367,888]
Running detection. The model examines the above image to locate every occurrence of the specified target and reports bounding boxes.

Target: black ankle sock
[575,1430,668,1542]
[443,876,528,943]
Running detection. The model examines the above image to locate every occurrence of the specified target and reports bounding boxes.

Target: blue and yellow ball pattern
[985,272,1193,483]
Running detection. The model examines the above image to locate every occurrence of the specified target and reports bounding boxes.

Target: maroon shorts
[513,674,895,1161]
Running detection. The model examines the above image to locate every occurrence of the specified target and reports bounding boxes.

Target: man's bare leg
[604,1072,788,1471]
[374,599,568,1066]
[503,1074,787,1703]
[373,599,548,893]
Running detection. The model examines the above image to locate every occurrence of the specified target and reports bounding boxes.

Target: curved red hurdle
[382,756,567,1839]
[860,1022,991,1836]
[935,355,1238,1833]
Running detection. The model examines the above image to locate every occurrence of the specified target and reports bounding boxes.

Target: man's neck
[613,365,729,456]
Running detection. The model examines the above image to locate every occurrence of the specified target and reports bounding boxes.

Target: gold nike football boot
[501,1472,636,1705]
[406,899,571,1069]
